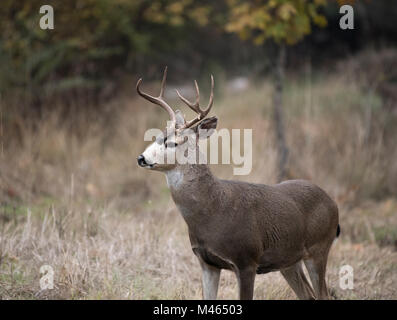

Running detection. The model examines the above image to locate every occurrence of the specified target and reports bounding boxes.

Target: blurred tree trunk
[272,43,289,181]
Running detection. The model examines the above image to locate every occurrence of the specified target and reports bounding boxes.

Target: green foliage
[0,0,211,97]
[1,0,396,105]
[225,0,328,45]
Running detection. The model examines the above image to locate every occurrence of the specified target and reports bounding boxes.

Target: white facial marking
[142,140,165,165]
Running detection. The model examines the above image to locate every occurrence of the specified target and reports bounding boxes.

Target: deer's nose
[137,155,147,167]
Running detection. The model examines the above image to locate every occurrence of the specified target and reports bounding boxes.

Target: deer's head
[137,67,217,172]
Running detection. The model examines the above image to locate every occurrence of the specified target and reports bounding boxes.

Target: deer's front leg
[199,259,221,300]
[237,266,256,300]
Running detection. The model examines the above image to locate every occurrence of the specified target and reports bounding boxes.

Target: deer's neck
[166,164,216,191]
[165,164,218,222]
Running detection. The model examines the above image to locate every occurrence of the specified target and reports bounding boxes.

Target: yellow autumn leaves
[226,0,328,45]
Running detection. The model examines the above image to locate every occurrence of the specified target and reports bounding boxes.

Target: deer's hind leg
[280,261,315,300]
[304,245,332,300]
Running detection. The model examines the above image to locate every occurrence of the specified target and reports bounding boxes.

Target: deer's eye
[165,142,178,148]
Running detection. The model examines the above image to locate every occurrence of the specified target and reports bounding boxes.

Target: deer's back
[211,178,339,270]
[273,179,339,248]
[178,177,339,272]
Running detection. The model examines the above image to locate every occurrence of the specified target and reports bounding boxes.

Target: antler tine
[178,75,215,130]
[175,80,200,112]
[159,66,167,98]
[136,66,176,126]
[202,74,214,114]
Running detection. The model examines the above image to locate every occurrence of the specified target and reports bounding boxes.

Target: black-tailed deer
[136,68,340,300]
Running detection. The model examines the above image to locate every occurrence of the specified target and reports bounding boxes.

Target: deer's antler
[176,75,214,130]
[136,66,176,128]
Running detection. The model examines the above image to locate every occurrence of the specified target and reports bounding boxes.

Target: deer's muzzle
[137,155,147,167]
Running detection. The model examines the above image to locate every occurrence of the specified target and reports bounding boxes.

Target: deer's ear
[196,116,218,139]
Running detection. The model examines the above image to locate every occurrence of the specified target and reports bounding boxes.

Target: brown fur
[167,164,339,299]
[137,70,339,300]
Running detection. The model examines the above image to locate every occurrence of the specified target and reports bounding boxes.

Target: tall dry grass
[0,66,396,299]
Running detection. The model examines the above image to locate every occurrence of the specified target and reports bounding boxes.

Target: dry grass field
[1,67,396,299]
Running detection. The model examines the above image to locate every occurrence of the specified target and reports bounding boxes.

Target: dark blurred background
[1,0,396,111]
